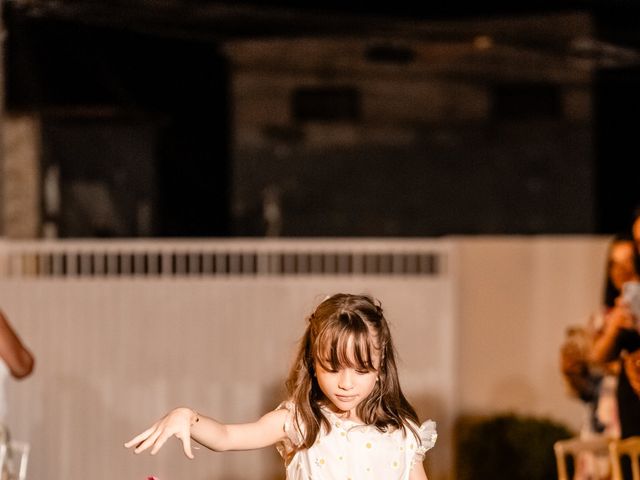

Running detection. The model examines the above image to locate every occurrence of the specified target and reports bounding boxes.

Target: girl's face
[314,336,380,422]
[609,241,637,290]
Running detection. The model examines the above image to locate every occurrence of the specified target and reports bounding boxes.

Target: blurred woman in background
[560,234,637,479]
[0,309,34,422]
[0,308,34,460]
[590,234,640,440]
[589,233,640,480]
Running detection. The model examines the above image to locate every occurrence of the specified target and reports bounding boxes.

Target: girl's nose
[338,369,354,390]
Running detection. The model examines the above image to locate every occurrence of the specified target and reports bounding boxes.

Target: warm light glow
[473,35,493,51]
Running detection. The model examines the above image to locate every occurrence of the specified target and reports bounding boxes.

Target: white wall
[456,236,608,428]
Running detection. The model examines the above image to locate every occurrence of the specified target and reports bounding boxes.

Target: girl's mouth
[336,394,357,401]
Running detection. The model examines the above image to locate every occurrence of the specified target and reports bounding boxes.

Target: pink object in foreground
[146,477,159,480]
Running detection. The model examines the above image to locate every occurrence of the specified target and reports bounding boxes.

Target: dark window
[365,44,416,64]
[491,83,562,120]
[292,87,361,122]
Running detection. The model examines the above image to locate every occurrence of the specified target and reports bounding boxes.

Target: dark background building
[3,0,640,237]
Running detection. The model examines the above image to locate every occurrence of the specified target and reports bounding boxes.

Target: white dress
[276,401,437,480]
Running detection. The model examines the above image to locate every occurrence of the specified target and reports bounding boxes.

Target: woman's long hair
[603,233,636,308]
[285,293,420,449]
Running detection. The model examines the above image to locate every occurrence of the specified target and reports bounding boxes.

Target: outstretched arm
[125,407,288,459]
[0,310,34,378]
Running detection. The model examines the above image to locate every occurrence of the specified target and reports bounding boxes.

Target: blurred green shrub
[455,413,574,480]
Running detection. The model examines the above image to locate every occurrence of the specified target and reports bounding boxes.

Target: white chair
[0,440,30,480]
[610,436,640,480]
[554,435,614,480]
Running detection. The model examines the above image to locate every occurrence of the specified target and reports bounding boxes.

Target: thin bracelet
[191,410,200,426]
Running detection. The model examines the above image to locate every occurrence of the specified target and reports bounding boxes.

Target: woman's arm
[125,407,288,458]
[0,310,34,378]
[409,460,429,480]
[590,304,634,364]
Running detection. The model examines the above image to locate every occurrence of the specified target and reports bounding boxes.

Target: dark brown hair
[604,233,636,308]
[285,293,420,449]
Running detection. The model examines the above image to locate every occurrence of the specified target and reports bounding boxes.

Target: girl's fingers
[134,427,163,454]
[147,427,193,458]
[177,431,194,459]
[149,430,173,455]
[124,426,157,449]
[125,411,193,457]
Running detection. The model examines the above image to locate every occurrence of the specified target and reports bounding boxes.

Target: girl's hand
[124,407,197,459]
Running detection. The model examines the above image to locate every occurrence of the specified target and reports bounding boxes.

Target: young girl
[125,293,437,479]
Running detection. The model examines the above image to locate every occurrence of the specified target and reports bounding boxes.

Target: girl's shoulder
[275,399,301,427]
[275,400,305,448]
[276,400,296,414]
[408,418,437,453]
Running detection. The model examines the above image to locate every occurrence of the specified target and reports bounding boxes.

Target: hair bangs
[314,311,378,372]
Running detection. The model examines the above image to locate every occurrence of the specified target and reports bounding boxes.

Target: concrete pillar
[3,114,41,238]
[0,0,5,236]
[0,2,41,239]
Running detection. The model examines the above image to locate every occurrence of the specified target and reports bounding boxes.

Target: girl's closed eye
[321,366,372,375]
[317,360,374,375]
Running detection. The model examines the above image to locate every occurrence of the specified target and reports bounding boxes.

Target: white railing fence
[0,239,443,278]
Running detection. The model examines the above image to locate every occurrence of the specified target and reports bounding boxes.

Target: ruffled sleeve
[274,401,304,462]
[412,419,437,467]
